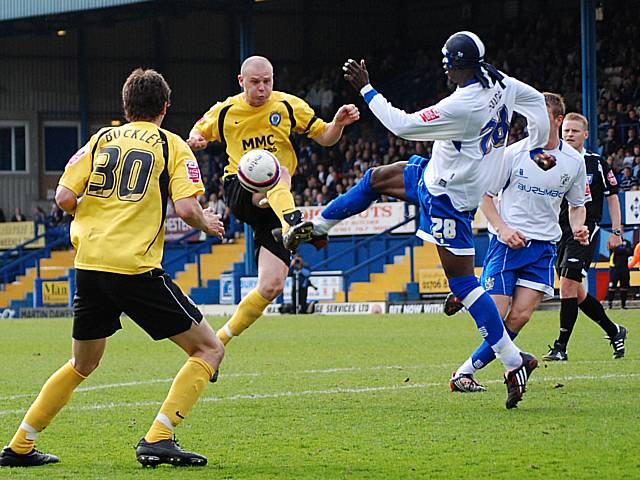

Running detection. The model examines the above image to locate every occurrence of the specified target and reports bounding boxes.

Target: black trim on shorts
[73,268,202,341]
[223,175,290,267]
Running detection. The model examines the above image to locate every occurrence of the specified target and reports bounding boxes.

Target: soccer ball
[237,149,281,193]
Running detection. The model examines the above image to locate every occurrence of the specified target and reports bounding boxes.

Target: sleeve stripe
[363,88,379,104]
[303,116,319,135]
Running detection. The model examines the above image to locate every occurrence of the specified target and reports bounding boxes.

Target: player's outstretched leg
[288,167,380,251]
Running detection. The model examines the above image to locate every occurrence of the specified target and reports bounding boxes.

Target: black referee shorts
[223,175,290,266]
[555,224,599,282]
[73,268,203,341]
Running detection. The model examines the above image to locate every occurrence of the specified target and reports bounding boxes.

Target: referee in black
[544,112,627,361]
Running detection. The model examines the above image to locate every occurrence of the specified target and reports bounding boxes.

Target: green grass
[0,310,638,479]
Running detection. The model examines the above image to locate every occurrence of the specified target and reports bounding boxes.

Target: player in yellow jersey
[188,56,359,345]
[0,69,225,469]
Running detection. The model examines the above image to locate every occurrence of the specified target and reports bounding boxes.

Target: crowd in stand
[195,10,640,209]
[0,204,70,227]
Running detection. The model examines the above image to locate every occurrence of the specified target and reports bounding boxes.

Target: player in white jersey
[449,93,590,392]
[291,31,551,408]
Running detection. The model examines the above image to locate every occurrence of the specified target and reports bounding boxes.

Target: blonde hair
[564,112,588,130]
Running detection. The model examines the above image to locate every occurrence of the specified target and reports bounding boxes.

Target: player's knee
[258,277,285,300]
[369,166,384,192]
[505,311,528,332]
[199,337,225,371]
[72,357,100,377]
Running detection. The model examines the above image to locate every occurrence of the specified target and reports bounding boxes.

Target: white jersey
[487,138,589,242]
[361,74,549,212]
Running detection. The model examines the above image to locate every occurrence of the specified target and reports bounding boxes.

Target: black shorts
[73,268,203,341]
[555,224,599,282]
[223,175,290,266]
[609,268,630,289]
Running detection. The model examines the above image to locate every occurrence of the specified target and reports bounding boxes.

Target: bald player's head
[239,56,274,107]
[240,56,273,76]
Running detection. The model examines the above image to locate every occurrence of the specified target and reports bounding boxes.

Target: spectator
[619,166,638,191]
[207,192,226,218]
[49,202,64,226]
[32,206,47,225]
[633,155,640,179]
[11,207,26,222]
[625,127,640,150]
[602,127,619,156]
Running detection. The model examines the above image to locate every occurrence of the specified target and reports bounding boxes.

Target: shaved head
[238,55,274,107]
[240,56,273,77]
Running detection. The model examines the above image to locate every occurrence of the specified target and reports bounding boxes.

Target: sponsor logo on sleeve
[66,144,88,167]
[185,159,202,183]
[419,108,440,122]
[607,170,618,186]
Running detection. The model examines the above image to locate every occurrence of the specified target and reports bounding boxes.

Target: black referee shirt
[559,150,619,230]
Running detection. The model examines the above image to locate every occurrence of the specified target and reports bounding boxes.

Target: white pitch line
[0,372,637,417]
[0,365,418,402]
[0,359,635,402]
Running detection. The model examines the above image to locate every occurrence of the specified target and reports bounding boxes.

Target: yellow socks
[216,289,271,345]
[266,181,296,231]
[9,361,86,454]
[144,356,214,443]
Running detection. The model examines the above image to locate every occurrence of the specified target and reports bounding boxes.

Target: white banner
[240,275,343,302]
[625,191,640,225]
[313,302,386,315]
[300,202,415,235]
[219,273,235,305]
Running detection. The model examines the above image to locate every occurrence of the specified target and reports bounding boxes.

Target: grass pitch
[0,310,638,479]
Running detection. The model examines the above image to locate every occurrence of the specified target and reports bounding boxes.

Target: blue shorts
[404,155,429,205]
[415,183,476,256]
[481,235,556,298]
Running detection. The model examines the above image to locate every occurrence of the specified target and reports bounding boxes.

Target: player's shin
[463,327,519,374]
[449,276,522,370]
[9,361,87,454]
[145,357,214,443]
[315,168,378,235]
[266,181,297,232]
[216,289,271,345]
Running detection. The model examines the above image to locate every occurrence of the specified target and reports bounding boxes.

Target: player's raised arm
[343,58,461,141]
[511,78,550,150]
[312,104,360,146]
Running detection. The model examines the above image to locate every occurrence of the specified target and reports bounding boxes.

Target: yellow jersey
[59,121,204,275]
[192,91,327,176]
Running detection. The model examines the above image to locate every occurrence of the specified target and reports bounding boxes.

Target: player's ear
[584,129,589,140]
[237,74,244,88]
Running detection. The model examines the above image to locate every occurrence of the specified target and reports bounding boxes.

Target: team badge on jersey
[185,159,201,184]
[560,173,570,187]
[587,173,593,184]
[484,276,495,290]
[269,112,281,126]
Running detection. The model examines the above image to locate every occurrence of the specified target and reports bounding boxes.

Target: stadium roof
[0,0,151,21]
